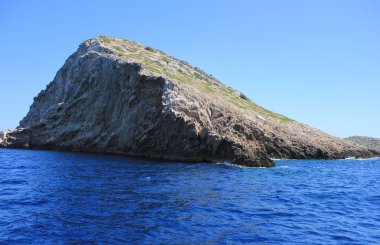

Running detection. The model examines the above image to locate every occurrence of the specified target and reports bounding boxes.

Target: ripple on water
[0,149,379,244]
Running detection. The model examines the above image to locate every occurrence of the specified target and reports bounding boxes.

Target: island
[1,36,378,167]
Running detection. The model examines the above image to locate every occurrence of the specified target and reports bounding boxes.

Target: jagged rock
[1,36,378,167]
[0,128,30,148]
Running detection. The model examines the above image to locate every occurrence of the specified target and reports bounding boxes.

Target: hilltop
[0,36,378,166]
[95,37,293,122]
[344,136,380,151]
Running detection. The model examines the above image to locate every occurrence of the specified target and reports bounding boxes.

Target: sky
[0,0,379,138]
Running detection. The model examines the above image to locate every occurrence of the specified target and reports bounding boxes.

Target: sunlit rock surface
[1,37,378,167]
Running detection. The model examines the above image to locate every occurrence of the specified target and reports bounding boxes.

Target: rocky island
[0,36,378,167]
[345,136,380,151]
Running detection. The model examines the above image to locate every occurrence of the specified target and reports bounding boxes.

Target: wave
[216,161,270,168]
[345,157,380,161]
[216,161,250,168]
[270,158,290,161]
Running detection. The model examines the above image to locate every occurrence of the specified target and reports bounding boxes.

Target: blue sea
[0,149,379,244]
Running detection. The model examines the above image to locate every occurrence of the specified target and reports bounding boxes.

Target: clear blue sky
[1,0,379,138]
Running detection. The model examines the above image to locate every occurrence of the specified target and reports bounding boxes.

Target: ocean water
[0,149,379,244]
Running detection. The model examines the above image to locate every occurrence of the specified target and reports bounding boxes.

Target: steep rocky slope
[1,36,378,167]
[345,136,380,151]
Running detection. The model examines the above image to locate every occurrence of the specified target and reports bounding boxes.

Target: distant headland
[345,136,380,151]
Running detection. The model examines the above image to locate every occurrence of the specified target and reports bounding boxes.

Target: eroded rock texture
[1,37,378,167]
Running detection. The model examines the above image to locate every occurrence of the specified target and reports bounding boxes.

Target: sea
[0,148,379,244]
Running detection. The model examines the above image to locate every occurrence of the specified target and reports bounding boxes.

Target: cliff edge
[1,36,378,167]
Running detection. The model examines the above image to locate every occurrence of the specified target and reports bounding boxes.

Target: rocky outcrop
[0,129,30,148]
[1,36,378,167]
[344,136,380,151]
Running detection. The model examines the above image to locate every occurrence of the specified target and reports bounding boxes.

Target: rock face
[344,136,380,151]
[1,36,378,167]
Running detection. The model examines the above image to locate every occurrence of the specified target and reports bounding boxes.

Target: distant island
[0,36,378,167]
[345,136,380,151]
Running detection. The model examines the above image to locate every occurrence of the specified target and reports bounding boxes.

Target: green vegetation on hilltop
[145,46,155,52]
[99,36,111,44]
[97,36,294,124]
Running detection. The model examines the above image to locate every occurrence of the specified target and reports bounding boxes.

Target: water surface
[0,149,379,244]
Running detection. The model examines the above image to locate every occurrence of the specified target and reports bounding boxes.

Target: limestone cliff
[1,37,378,167]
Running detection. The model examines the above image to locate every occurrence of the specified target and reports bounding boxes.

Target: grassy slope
[97,36,294,124]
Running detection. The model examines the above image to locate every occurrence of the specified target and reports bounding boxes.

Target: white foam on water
[349,157,380,161]
[216,161,254,169]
